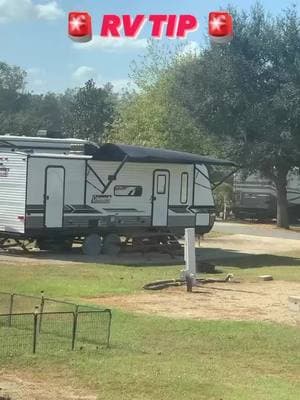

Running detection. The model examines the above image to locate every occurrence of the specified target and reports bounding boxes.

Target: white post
[185,228,196,290]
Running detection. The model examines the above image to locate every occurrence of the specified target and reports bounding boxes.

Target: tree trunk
[275,170,289,229]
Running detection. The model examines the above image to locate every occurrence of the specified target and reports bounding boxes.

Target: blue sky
[0,0,299,93]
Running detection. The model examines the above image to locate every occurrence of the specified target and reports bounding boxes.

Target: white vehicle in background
[233,170,300,221]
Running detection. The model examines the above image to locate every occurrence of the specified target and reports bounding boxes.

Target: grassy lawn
[0,256,300,399]
[0,254,300,300]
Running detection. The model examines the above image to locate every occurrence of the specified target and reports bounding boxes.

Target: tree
[64,80,116,143]
[0,61,26,112]
[0,61,118,141]
[171,3,300,228]
[111,83,210,152]
[0,61,28,134]
[111,42,219,156]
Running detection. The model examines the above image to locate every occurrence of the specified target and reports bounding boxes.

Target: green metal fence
[0,292,112,355]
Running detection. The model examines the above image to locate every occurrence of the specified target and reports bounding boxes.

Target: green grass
[0,254,300,301]
[3,312,300,400]
[0,263,182,299]
[0,256,300,399]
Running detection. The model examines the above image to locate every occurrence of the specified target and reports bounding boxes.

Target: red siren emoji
[69,12,92,43]
[209,12,233,44]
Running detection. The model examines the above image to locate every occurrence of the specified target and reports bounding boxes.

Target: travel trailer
[0,138,236,255]
[233,171,300,221]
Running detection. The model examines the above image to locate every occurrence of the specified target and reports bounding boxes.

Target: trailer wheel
[82,234,103,256]
[102,233,121,256]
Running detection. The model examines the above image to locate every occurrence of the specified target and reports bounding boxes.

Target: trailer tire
[102,233,121,256]
[82,234,103,256]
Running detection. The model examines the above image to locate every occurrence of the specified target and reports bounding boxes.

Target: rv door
[152,170,170,226]
[44,166,65,228]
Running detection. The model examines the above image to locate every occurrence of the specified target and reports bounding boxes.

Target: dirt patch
[200,234,300,255]
[87,280,300,326]
[0,370,96,400]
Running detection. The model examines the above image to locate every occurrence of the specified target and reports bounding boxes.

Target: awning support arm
[86,180,105,194]
[87,164,106,189]
[212,167,240,190]
[86,155,128,195]
[102,155,129,194]
[195,166,211,182]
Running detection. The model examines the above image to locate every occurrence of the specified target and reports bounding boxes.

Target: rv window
[180,173,189,204]
[114,185,143,197]
[157,175,166,194]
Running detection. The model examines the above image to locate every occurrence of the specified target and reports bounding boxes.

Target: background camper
[233,171,300,221]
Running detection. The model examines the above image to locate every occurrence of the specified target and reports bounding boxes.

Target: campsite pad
[200,234,300,256]
[87,280,300,326]
[0,234,300,266]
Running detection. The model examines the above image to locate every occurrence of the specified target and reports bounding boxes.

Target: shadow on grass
[201,248,300,269]
[0,247,184,267]
[1,247,300,269]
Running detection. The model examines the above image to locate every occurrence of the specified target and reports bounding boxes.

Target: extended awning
[86,143,237,167]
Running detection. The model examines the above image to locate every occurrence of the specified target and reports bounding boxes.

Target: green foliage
[170,3,300,227]
[63,80,117,143]
[0,62,117,142]
[0,61,26,111]
[0,61,29,134]
[111,43,219,155]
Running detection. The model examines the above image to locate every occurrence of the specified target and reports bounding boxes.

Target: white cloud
[26,66,46,91]
[0,0,64,23]
[179,41,201,57]
[27,67,42,75]
[71,66,133,93]
[35,1,64,21]
[73,36,148,52]
[110,79,131,93]
[32,79,45,87]
[71,66,99,85]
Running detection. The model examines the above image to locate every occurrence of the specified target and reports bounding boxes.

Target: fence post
[106,310,112,348]
[8,293,14,327]
[39,291,45,333]
[33,306,39,354]
[72,306,79,351]
[184,228,196,292]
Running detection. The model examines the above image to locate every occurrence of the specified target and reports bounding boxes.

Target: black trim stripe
[26,204,100,214]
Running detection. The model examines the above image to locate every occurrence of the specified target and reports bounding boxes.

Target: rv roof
[88,143,237,167]
[28,153,91,160]
[0,135,87,144]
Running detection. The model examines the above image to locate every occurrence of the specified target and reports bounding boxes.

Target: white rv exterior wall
[27,157,86,205]
[86,161,194,213]
[0,153,27,234]
[194,164,214,206]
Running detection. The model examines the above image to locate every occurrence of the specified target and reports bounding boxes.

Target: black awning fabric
[87,143,237,167]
